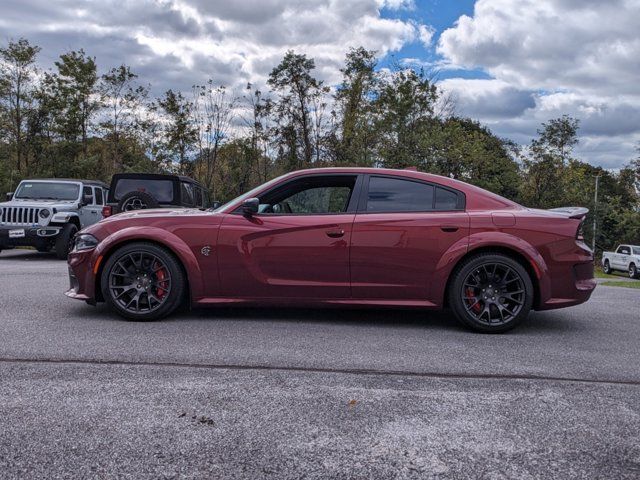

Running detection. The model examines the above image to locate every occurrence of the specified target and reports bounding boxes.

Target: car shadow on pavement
[0,250,57,261]
[74,302,584,335]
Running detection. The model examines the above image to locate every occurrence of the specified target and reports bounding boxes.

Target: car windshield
[14,182,80,200]
[212,174,289,212]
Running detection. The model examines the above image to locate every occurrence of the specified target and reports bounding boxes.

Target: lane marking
[0,357,638,387]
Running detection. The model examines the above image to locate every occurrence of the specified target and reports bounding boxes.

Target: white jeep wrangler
[0,179,109,259]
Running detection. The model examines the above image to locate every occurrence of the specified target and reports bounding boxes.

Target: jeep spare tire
[118,191,159,212]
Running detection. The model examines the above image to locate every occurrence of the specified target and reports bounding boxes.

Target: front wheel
[101,242,185,321]
[448,254,534,333]
[603,260,612,275]
[630,264,639,279]
[55,223,78,260]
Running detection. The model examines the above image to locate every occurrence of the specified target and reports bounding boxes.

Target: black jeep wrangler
[103,173,212,217]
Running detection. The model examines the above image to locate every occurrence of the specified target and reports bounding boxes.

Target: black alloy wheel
[101,243,185,320]
[449,253,534,333]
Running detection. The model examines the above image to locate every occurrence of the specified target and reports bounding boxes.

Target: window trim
[232,173,364,216]
[356,174,466,214]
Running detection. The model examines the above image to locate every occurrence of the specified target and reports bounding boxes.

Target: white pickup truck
[602,244,640,279]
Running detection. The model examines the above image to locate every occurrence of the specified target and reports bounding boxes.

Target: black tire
[55,223,78,260]
[630,263,638,279]
[117,191,159,212]
[448,253,534,333]
[101,242,185,321]
[603,260,612,274]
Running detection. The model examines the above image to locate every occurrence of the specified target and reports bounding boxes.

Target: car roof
[19,178,109,188]
[110,173,205,188]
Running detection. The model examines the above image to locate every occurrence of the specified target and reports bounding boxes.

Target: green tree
[99,65,149,174]
[372,67,439,168]
[333,47,377,166]
[159,89,197,175]
[268,51,324,170]
[0,38,41,176]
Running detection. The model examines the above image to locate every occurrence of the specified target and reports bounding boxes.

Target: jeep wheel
[448,253,534,333]
[118,191,159,212]
[101,242,185,321]
[55,223,78,260]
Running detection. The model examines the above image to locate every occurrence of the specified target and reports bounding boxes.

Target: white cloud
[0,0,425,94]
[436,0,640,168]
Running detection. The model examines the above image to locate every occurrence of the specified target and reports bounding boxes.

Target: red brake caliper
[154,262,168,299]
[466,287,482,313]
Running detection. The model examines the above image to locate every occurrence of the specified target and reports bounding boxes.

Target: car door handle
[440,226,459,232]
[326,229,345,238]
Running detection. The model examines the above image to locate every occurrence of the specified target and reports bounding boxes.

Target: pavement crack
[0,356,638,387]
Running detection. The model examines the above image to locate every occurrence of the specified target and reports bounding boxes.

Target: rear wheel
[630,263,638,279]
[101,242,185,321]
[55,223,78,260]
[603,260,612,274]
[448,253,534,333]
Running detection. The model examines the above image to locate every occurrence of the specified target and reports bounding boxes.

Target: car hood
[103,207,214,221]
[0,199,78,210]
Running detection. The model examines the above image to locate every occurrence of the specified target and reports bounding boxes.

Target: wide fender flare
[431,231,551,307]
[94,226,205,301]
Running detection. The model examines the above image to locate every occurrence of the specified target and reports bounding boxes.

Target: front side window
[366,177,434,212]
[618,246,630,255]
[83,186,94,204]
[258,176,356,214]
[14,182,80,201]
[94,187,104,205]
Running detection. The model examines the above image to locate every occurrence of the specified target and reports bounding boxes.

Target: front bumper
[65,248,100,304]
[0,226,62,248]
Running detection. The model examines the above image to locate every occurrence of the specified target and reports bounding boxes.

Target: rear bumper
[537,259,596,311]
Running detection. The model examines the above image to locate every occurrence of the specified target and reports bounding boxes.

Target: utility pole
[592,175,600,253]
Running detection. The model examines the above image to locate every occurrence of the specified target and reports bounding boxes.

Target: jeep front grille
[0,207,42,226]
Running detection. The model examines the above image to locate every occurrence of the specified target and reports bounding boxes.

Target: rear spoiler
[548,207,589,219]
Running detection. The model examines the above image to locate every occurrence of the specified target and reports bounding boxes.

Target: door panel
[217,214,354,298]
[350,212,469,300]
[80,186,100,228]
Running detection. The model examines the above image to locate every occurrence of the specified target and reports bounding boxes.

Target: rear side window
[435,187,459,210]
[366,177,434,212]
[94,187,103,205]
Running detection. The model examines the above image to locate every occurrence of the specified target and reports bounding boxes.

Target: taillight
[576,219,585,241]
[102,206,112,218]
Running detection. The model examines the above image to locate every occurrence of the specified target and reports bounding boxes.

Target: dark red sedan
[66,168,596,332]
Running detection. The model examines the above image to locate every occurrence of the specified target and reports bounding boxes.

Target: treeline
[0,38,638,250]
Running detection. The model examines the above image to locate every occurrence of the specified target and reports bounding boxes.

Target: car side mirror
[242,197,259,217]
[6,192,13,201]
[211,201,221,209]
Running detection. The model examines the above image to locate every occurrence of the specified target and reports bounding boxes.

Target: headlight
[39,208,51,219]
[74,233,99,251]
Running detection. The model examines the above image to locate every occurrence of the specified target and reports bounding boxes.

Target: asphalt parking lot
[1,249,639,479]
